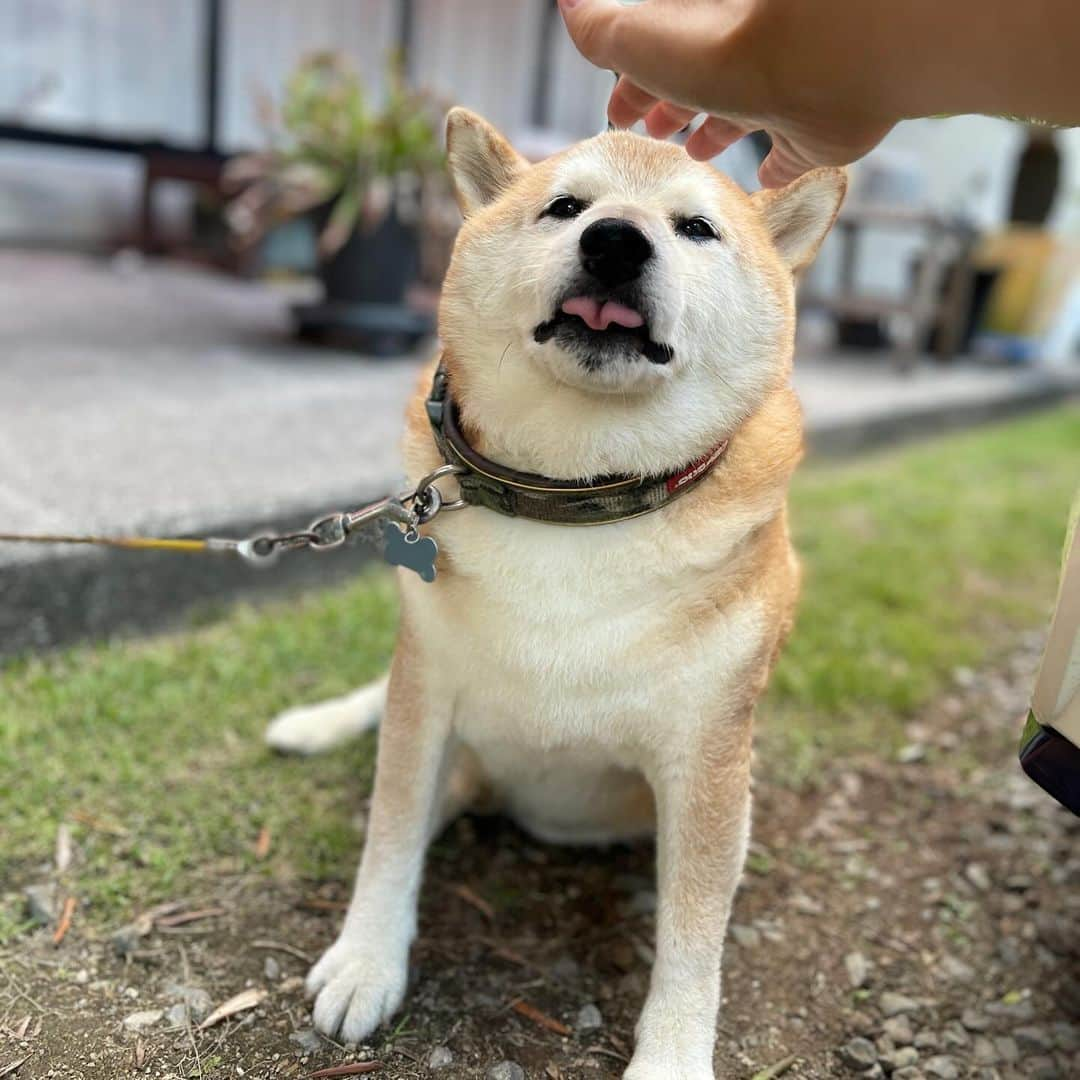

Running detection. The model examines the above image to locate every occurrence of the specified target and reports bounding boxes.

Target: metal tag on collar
[377,464,466,583]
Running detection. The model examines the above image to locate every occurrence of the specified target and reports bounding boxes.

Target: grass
[1,405,1077,929]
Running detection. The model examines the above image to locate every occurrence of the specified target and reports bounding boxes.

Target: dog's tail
[265,673,388,756]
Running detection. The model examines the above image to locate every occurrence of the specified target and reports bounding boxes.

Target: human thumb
[558,0,645,71]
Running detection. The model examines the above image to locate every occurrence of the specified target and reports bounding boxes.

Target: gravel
[729,924,761,949]
[880,993,920,1018]
[845,951,870,989]
[289,1029,323,1055]
[487,1063,525,1080]
[23,883,57,925]
[1014,1024,1054,1054]
[960,1009,991,1033]
[881,1046,919,1072]
[122,1009,163,1032]
[840,1036,879,1070]
[575,1003,603,1032]
[882,1016,914,1045]
[428,1046,454,1069]
[922,1055,960,1080]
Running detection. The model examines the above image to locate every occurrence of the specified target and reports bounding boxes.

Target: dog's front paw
[307,934,408,1043]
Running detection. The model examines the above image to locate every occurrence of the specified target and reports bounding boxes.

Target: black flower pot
[294,202,432,355]
[317,203,419,306]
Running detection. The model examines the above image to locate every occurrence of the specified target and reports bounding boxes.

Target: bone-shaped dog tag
[381,520,439,583]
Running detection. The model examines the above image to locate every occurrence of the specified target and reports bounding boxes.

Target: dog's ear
[446,107,527,217]
[753,168,847,273]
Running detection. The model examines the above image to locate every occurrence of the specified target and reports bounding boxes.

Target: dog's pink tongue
[561,296,644,331]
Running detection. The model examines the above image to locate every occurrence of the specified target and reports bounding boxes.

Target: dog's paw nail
[307,939,408,1044]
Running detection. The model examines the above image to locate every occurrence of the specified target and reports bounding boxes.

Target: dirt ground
[2,632,1078,1080]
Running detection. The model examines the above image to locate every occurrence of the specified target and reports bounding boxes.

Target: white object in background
[1041,278,1080,366]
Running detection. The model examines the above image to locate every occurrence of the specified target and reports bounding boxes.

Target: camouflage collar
[424,365,729,526]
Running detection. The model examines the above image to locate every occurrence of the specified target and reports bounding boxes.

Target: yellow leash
[0,534,232,553]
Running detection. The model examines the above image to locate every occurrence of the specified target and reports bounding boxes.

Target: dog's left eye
[541,195,587,221]
[675,216,720,242]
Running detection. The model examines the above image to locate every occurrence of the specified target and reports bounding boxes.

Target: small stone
[1004,873,1033,892]
[122,1009,163,1032]
[913,1032,939,1051]
[937,955,974,983]
[1035,914,1078,957]
[897,743,926,764]
[953,666,976,688]
[961,1009,991,1033]
[882,1016,914,1045]
[941,1021,969,1049]
[1013,1025,1053,1054]
[289,1029,322,1055]
[263,956,281,981]
[730,924,761,949]
[1027,1056,1061,1080]
[428,1046,454,1069]
[845,952,870,989]
[74,969,90,985]
[487,1063,525,1080]
[165,1003,189,1027]
[840,1036,879,1070]
[24,883,58,925]
[892,1069,924,1080]
[575,1003,602,1032]
[1059,974,1080,1018]
[881,1046,919,1072]
[111,923,148,957]
[880,993,919,1018]
[164,983,213,1022]
[922,1056,959,1080]
[992,1036,1019,1063]
[972,1036,997,1064]
[851,1011,877,1037]
[791,892,824,915]
[964,863,991,892]
[1052,1021,1080,1051]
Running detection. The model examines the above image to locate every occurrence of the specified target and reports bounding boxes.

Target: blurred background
[3,6,1080,1078]
[2,0,1079,649]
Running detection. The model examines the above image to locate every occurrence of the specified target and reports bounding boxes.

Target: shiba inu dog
[268,108,845,1078]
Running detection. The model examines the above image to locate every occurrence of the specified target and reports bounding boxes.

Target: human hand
[558,0,901,187]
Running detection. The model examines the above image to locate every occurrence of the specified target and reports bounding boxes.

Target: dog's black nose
[579,218,653,286]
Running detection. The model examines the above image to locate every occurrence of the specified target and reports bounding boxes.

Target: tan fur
[280,109,846,1079]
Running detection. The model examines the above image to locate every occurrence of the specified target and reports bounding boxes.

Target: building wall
[0,0,1077,272]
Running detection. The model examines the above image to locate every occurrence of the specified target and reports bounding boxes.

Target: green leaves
[224,52,445,255]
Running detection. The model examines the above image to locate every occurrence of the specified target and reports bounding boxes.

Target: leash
[0,464,467,582]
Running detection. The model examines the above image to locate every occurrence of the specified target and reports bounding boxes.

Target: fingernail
[559,0,582,9]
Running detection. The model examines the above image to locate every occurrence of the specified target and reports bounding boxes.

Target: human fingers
[608,76,661,128]
[684,115,748,160]
[643,100,698,138]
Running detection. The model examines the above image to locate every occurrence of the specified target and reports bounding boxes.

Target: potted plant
[226,52,445,317]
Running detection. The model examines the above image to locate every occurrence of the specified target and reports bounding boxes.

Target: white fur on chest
[403,503,769,762]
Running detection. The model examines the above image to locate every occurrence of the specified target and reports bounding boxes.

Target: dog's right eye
[541,195,587,221]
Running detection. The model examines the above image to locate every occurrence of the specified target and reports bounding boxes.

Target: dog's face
[439,109,845,478]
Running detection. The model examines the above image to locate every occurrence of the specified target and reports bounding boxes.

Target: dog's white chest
[406,507,767,757]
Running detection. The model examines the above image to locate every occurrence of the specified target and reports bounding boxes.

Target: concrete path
[2,252,1077,654]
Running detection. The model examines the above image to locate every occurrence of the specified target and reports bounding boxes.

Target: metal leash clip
[239,465,468,571]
